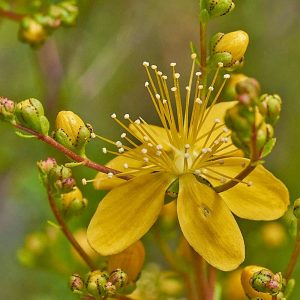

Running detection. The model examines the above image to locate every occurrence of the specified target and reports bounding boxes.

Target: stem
[272,296,277,300]
[0,9,25,21]
[14,123,130,178]
[284,220,300,281]
[207,265,217,300]
[47,187,97,270]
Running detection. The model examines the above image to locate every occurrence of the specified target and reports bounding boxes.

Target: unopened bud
[223,73,248,101]
[108,269,128,290]
[293,198,300,219]
[61,187,87,216]
[69,273,84,293]
[258,94,282,125]
[49,1,79,26]
[85,270,109,297]
[19,17,48,46]
[207,0,235,18]
[211,30,249,67]
[108,240,145,282]
[15,98,49,135]
[54,111,91,156]
[0,97,15,122]
[256,123,274,152]
[236,77,261,105]
[37,157,57,175]
[48,165,75,193]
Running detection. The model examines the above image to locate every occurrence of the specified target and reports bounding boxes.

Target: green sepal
[261,138,276,158]
[53,128,77,151]
[15,131,36,139]
[165,178,179,203]
[208,52,232,68]
[283,279,295,299]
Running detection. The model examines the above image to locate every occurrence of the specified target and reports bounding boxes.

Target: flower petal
[177,174,244,271]
[209,158,289,220]
[88,172,176,256]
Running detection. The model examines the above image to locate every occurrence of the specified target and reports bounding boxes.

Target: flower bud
[108,269,128,290]
[54,111,92,156]
[236,77,261,105]
[207,0,235,18]
[61,187,88,217]
[293,198,300,219]
[48,165,75,193]
[256,123,274,152]
[0,97,15,122]
[69,273,84,293]
[85,270,109,297]
[49,1,79,26]
[258,94,282,125]
[37,157,57,175]
[241,265,281,299]
[108,240,145,282]
[223,73,248,101]
[212,30,249,67]
[19,17,48,46]
[15,98,49,135]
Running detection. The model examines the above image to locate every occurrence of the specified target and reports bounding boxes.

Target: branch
[0,8,25,21]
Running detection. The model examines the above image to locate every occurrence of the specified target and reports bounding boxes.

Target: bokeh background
[0,0,299,299]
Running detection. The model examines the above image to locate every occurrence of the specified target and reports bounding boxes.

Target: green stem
[0,8,24,21]
[47,187,97,270]
[284,220,300,281]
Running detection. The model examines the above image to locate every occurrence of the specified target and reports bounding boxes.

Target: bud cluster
[69,268,132,298]
[19,0,78,46]
[0,97,15,122]
[225,81,281,159]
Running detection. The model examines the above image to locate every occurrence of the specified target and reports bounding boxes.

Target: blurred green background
[0,0,299,299]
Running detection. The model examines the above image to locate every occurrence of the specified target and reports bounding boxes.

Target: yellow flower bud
[19,17,48,45]
[61,187,87,216]
[214,30,249,66]
[56,111,85,144]
[261,222,286,248]
[241,266,272,300]
[107,240,145,282]
[223,73,248,101]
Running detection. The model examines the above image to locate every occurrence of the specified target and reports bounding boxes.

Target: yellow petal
[88,172,176,256]
[195,101,242,156]
[93,151,144,190]
[129,123,171,151]
[177,174,244,271]
[209,157,289,220]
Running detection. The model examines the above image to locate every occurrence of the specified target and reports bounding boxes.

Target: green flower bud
[256,123,274,152]
[49,1,79,26]
[207,0,235,18]
[236,77,261,105]
[15,98,49,135]
[61,187,88,217]
[37,157,57,175]
[54,111,92,156]
[85,270,109,297]
[211,30,249,67]
[48,165,75,193]
[0,97,15,122]
[108,269,128,290]
[258,94,282,125]
[69,273,84,294]
[293,198,300,219]
[222,73,248,101]
[18,17,48,46]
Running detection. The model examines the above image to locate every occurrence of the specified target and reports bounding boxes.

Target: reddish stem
[207,265,217,300]
[0,8,25,21]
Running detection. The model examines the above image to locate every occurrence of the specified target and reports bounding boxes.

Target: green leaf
[261,138,276,158]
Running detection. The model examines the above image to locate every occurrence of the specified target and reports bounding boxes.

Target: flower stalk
[0,8,24,21]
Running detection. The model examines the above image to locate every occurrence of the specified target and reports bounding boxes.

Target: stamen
[195,98,203,104]
[143,61,150,67]
[102,147,107,154]
[111,113,116,119]
[107,172,114,178]
[194,169,201,176]
[124,114,130,119]
[121,133,126,138]
[123,163,129,169]
[118,147,125,153]
[115,141,122,147]
[141,148,148,154]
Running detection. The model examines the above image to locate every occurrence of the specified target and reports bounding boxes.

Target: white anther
[162,99,167,104]
[198,85,204,90]
[151,65,157,70]
[121,133,126,138]
[194,169,201,176]
[156,144,163,150]
[82,178,87,185]
[207,147,212,152]
[195,98,203,104]
[175,73,180,79]
[214,118,221,123]
[123,163,129,169]
[118,147,124,153]
[218,62,224,67]
[171,87,177,92]
[208,86,214,91]
[184,153,190,159]
[124,113,130,119]
[186,86,190,91]
[141,148,148,154]
[145,81,149,87]
[155,94,161,100]
[221,137,229,143]
[202,168,207,174]
[143,61,149,67]
[220,177,226,183]
[247,181,253,187]
[191,53,197,59]
[185,144,190,149]
[202,148,208,154]
[102,147,107,154]
[219,159,225,165]
[162,75,168,80]
[143,157,149,162]
[134,119,141,125]
[91,133,96,139]
[147,143,153,147]
[107,172,114,179]
[214,139,220,145]
[170,62,176,67]
[224,74,231,79]
[143,136,149,142]
[111,113,116,118]
[156,151,162,156]
[196,71,202,76]
[157,71,162,76]
[223,127,229,133]
[115,141,122,148]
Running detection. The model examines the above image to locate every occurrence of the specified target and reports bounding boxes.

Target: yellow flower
[87,55,289,271]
